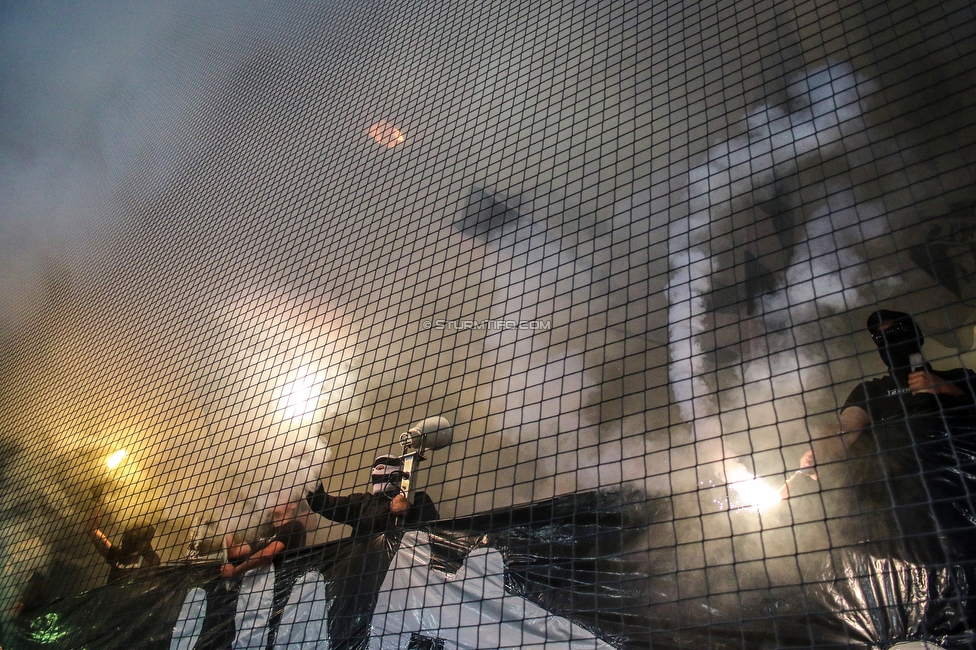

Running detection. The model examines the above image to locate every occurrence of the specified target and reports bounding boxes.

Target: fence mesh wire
[2,0,976,647]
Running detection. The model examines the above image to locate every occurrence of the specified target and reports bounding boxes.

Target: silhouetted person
[802,309,976,559]
[10,570,46,618]
[220,503,306,649]
[306,455,439,648]
[802,310,976,471]
[220,503,306,579]
[87,503,160,585]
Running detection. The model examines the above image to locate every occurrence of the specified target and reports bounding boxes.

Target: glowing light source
[281,374,320,420]
[727,472,783,511]
[105,449,128,470]
[367,120,406,148]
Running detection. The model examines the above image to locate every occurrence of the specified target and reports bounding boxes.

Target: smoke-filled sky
[2,0,976,635]
[0,0,338,597]
[0,2,305,345]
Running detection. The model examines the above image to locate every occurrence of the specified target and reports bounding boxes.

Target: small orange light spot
[367,120,406,148]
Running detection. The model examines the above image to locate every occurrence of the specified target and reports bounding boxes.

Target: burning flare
[105,449,127,471]
[727,468,782,511]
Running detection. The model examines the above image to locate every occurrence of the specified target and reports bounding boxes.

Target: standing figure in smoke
[802,310,976,557]
[306,455,436,536]
[10,570,47,618]
[220,503,307,579]
[86,502,160,585]
[802,310,976,469]
[305,455,438,647]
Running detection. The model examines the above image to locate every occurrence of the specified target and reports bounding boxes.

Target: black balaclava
[866,309,924,378]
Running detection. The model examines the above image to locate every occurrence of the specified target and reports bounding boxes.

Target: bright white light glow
[281,374,320,420]
[728,472,783,511]
[105,449,127,470]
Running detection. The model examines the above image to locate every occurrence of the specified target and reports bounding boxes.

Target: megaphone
[400,416,453,453]
[396,416,453,502]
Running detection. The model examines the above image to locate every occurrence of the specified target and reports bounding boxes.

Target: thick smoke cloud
[0,0,334,603]
[656,0,976,624]
[0,2,239,329]
[667,61,879,478]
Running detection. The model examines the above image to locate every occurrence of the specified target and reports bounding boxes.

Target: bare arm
[86,505,112,559]
[800,406,871,477]
[223,532,252,561]
[908,369,967,396]
[221,541,284,578]
[836,406,871,449]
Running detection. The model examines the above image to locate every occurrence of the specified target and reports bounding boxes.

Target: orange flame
[367,120,406,148]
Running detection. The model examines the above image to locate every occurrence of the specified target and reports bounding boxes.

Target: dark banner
[4,490,976,649]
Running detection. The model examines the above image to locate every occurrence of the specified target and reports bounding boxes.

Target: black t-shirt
[838,366,976,560]
[105,546,160,584]
[842,367,976,423]
[273,520,306,553]
[270,519,306,569]
[307,485,441,538]
[307,490,397,537]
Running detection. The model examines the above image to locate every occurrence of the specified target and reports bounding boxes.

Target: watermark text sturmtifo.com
[422,319,551,331]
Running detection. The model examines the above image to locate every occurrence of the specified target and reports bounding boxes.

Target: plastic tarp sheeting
[2,481,975,650]
[803,400,976,649]
[814,548,974,648]
[371,531,614,649]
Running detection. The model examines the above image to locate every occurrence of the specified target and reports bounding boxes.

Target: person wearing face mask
[801,309,976,474]
[306,456,416,537]
[305,455,440,646]
[793,313,976,637]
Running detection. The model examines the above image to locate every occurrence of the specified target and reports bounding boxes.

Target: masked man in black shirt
[305,455,437,647]
[799,309,976,564]
[802,309,976,471]
[305,455,412,536]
